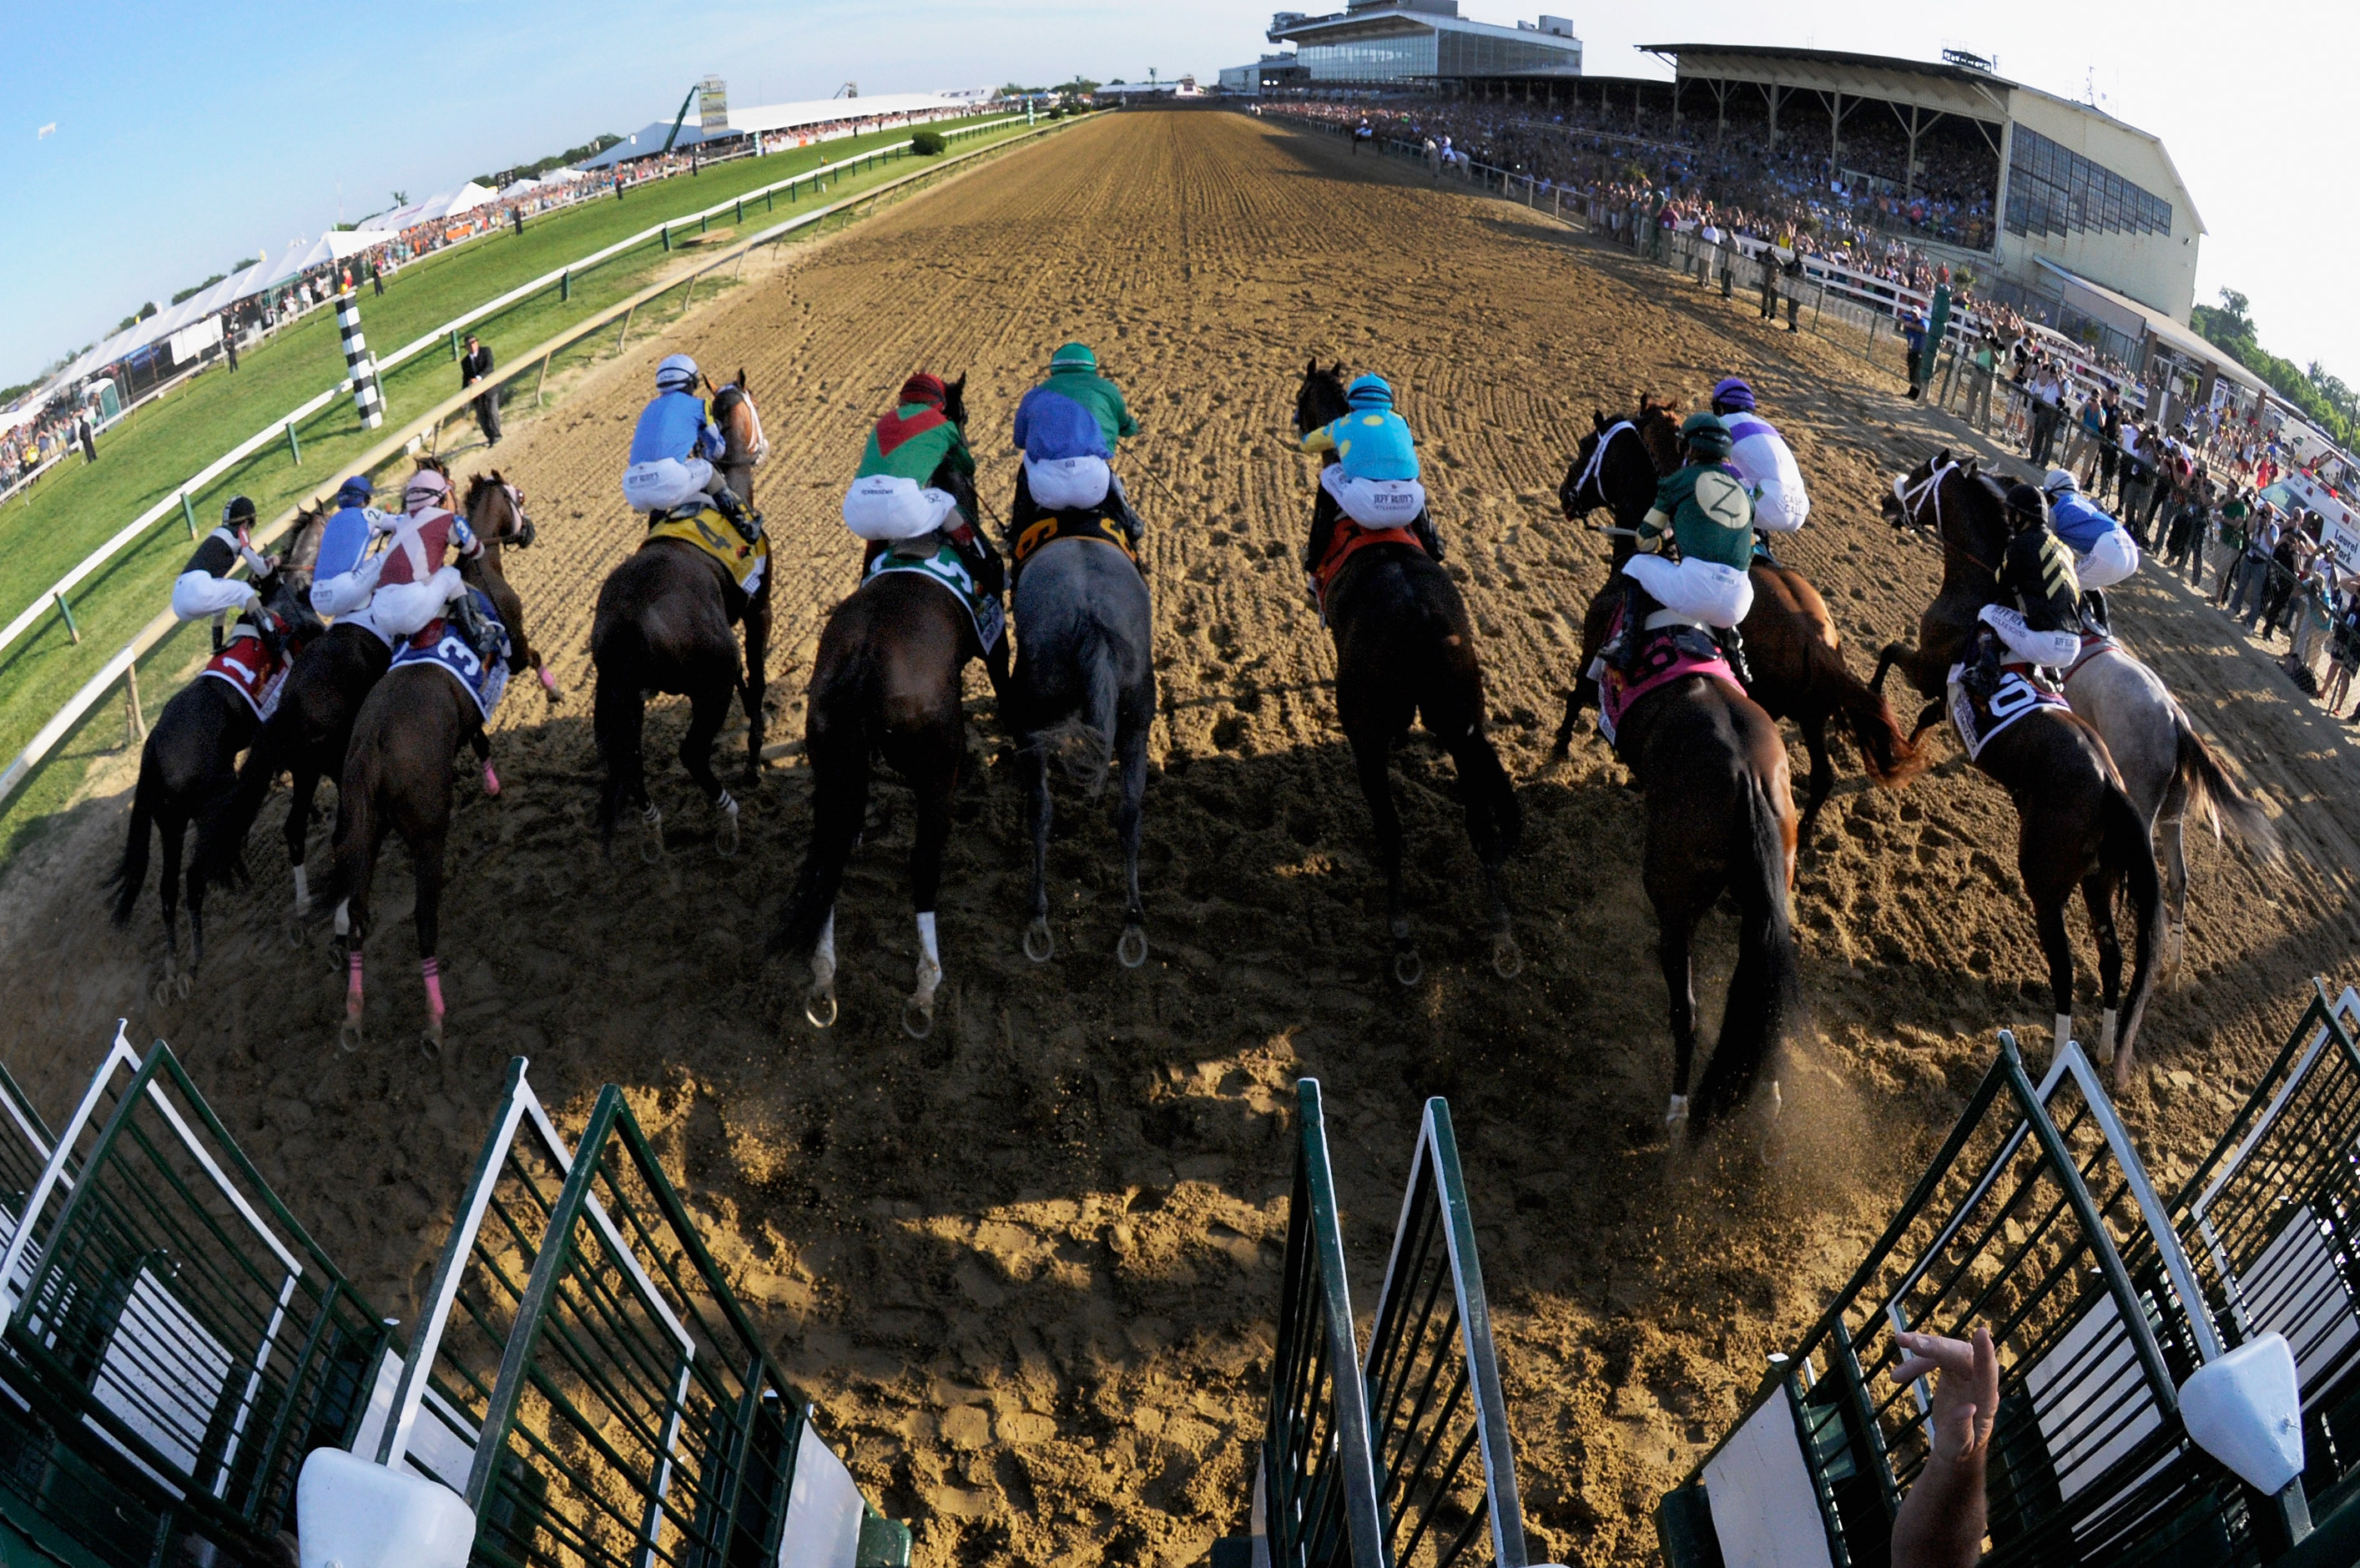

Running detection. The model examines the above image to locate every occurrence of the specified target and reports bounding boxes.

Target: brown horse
[1551,397,1923,836]
[1868,455,2163,1083]
[775,376,1005,1039]
[1606,622,1803,1138]
[111,517,325,999]
[1294,360,1522,985]
[195,466,555,915]
[710,369,766,508]
[328,474,549,1054]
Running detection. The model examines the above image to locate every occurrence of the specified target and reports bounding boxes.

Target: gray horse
[1011,537,1155,966]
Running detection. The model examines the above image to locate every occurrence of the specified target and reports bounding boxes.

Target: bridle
[1567,419,1637,512]
[1891,460,1997,577]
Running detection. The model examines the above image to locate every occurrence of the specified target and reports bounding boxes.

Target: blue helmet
[1710,376,1756,413]
[335,474,374,505]
[1344,374,1393,411]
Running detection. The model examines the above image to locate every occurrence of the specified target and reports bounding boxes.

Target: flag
[36,123,57,140]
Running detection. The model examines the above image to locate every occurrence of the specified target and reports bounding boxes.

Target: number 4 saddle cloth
[1945,658,2070,762]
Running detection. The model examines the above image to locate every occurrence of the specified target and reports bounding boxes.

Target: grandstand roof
[726,92,976,135]
[1641,43,2011,89]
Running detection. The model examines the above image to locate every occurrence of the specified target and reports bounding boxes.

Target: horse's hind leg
[903,760,953,1040]
[1440,723,1520,976]
[1796,713,1836,844]
[2156,811,2190,985]
[2030,890,2078,1064]
[1550,676,1598,761]
[1651,887,1703,1135]
[1114,708,1150,968]
[470,730,501,796]
[739,581,772,786]
[1021,736,1056,961]
[680,678,739,855]
[1349,727,1417,984]
[2081,871,2126,1067]
[284,766,320,915]
[413,828,448,1057]
[157,812,191,1001]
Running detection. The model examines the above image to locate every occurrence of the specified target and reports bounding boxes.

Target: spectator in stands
[1888,1326,1998,1568]
[461,334,500,447]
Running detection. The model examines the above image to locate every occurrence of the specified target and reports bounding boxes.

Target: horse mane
[464,471,506,512]
[1632,393,1681,474]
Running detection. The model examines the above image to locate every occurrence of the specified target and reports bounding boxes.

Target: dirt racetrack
[8,108,2357,1565]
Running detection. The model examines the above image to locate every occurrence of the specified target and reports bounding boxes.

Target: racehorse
[590,472,774,861]
[1293,360,1522,985]
[1599,613,1804,1138]
[1867,457,2164,1082]
[711,369,767,509]
[1011,532,1155,969]
[1551,398,1924,837]
[326,476,550,1054]
[194,466,554,913]
[110,522,325,1000]
[1873,451,2275,984]
[775,376,1008,1039]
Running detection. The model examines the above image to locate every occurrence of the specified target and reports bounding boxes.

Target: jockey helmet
[654,354,700,393]
[1679,411,1733,458]
[2041,467,2079,497]
[2004,482,2049,528]
[335,475,373,504]
[898,372,946,408]
[1710,376,1756,413]
[404,468,451,505]
[1344,374,1394,411]
[221,495,257,530]
[1049,342,1097,374]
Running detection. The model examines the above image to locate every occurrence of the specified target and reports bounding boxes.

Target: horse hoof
[902,997,935,1040]
[1491,933,1524,980]
[715,814,739,859]
[284,918,307,950]
[482,764,502,797]
[419,1025,442,1060]
[640,824,665,865]
[174,971,193,1001]
[153,976,174,1007]
[804,986,839,1031]
[1023,919,1055,963]
[1117,925,1148,969]
[1664,1093,1690,1132]
[338,1019,364,1054]
[1392,948,1423,987]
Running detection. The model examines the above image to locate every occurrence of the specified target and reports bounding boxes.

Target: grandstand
[1265,3,1582,83]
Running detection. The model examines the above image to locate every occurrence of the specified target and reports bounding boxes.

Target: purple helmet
[1711,376,1756,413]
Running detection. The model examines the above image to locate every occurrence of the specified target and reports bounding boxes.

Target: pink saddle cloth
[1589,609,1739,749]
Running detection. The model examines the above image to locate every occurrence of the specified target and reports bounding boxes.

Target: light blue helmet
[1344,374,1393,411]
[655,354,699,393]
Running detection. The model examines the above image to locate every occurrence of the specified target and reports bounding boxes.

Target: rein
[1570,420,1637,508]
[1893,461,1997,577]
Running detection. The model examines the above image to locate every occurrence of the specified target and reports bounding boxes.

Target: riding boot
[947,521,1005,597]
[710,483,762,545]
[1106,483,1147,554]
[451,592,498,661]
[1599,575,1657,673]
[2081,588,2110,635]
[1718,623,1754,687]
[1963,630,2004,702]
[1411,511,1446,563]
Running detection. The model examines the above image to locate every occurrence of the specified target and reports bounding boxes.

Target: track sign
[698,74,729,131]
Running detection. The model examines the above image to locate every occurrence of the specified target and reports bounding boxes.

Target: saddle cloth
[1013,509,1136,571]
[1945,658,2069,762]
[647,506,769,596]
[865,538,1006,653]
[1309,518,1422,618]
[1587,609,1738,750]
[390,588,512,721]
[197,633,291,721]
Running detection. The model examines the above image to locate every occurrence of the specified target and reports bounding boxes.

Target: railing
[1262,1078,1389,1568]
[0,111,1026,674]
[0,112,1070,820]
[1364,1098,1529,1568]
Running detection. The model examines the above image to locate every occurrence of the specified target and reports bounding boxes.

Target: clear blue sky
[1,2,2346,391]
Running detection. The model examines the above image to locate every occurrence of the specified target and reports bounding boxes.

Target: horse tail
[191,709,285,890]
[2104,782,2164,1066]
[1416,564,1521,855]
[775,635,878,960]
[592,622,648,854]
[108,747,159,928]
[1034,623,1119,798]
[2171,708,2280,859]
[1693,772,1801,1130]
[1820,639,1929,787]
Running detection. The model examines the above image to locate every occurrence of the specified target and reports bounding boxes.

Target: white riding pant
[369,567,466,639]
[172,571,259,623]
[310,557,384,620]
[2074,530,2139,591]
[1320,466,1429,530]
[1979,603,2081,668]
[623,456,721,514]
[842,475,959,542]
[1621,553,1754,630]
[1025,455,1112,512]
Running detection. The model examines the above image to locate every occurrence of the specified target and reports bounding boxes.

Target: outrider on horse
[1293,359,1520,984]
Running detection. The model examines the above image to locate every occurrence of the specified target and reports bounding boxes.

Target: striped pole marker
[337,290,384,431]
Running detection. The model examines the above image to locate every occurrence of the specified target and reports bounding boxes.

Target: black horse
[1293,360,1521,983]
[111,522,325,999]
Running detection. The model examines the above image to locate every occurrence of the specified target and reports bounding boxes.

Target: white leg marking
[333,897,350,937]
[2054,1012,2074,1062]
[291,865,309,912]
[915,910,942,1002]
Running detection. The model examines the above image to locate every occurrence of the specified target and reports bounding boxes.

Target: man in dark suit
[461,333,501,446]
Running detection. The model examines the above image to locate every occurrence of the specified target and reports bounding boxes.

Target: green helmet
[1681,411,1733,458]
[1048,341,1097,374]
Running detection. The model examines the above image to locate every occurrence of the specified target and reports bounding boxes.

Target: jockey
[1602,413,1757,683]
[1009,341,1146,552]
[843,372,1002,592]
[1966,482,2083,698]
[1708,376,1810,536]
[370,468,498,655]
[2040,467,2138,632]
[310,474,390,626]
[172,496,285,655]
[1299,373,1445,562]
[622,355,759,542]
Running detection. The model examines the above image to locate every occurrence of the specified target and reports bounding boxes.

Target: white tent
[356,199,428,234]
[259,230,381,290]
[437,182,497,219]
[495,176,543,200]
[538,165,588,183]
[724,91,971,137]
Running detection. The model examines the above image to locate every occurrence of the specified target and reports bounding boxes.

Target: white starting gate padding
[2236,1208,2360,1395]
[1700,1385,1836,1568]
[2180,1335,2306,1495]
[296,1446,473,1568]
[92,1265,234,1484]
[2023,1289,2166,1503]
[779,1418,867,1568]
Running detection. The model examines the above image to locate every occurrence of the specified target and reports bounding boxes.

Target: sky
[1,1,2350,391]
